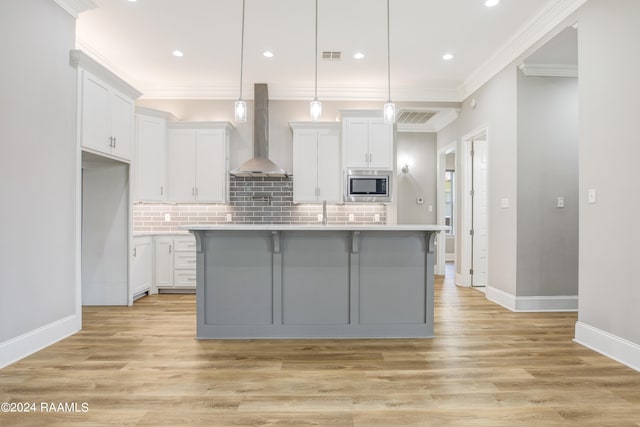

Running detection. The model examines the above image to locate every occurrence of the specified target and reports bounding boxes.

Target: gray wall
[577,0,640,344]
[0,0,77,346]
[516,72,579,297]
[438,65,519,293]
[396,133,437,224]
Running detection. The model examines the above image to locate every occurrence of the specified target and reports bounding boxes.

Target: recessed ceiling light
[442,53,454,61]
[485,0,500,7]
[172,50,184,57]
[353,52,365,60]
[263,51,274,58]
[128,0,137,2]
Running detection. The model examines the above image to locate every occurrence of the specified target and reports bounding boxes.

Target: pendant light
[310,0,322,121]
[234,0,247,123]
[383,0,396,124]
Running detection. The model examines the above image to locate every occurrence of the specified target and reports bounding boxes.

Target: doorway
[436,143,456,276]
[459,128,489,288]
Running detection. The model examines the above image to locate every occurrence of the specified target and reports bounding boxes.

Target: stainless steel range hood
[229,84,288,177]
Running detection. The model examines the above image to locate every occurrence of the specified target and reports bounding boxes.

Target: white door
[154,237,174,287]
[168,130,196,202]
[136,115,166,201]
[343,119,369,168]
[293,130,319,202]
[110,91,134,160]
[317,131,341,202]
[368,120,393,169]
[195,130,226,202]
[132,237,152,296]
[80,71,111,153]
[472,140,488,287]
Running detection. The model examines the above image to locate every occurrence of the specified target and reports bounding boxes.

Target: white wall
[438,65,519,294]
[396,133,437,224]
[575,0,640,368]
[516,72,579,297]
[0,0,79,367]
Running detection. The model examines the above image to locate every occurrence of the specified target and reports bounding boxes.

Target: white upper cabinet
[71,50,141,162]
[135,108,175,202]
[167,122,232,203]
[290,122,341,203]
[341,111,394,170]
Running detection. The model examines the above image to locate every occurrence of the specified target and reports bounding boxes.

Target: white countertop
[181,224,449,232]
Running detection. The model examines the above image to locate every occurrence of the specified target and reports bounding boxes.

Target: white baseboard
[574,321,640,372]
[486,286,578,312]
[0,314,80,369]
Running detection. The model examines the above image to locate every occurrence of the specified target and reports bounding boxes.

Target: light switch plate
[317,214,323,222]
[588,189,597,204]
[557,197,565,208]
[501,198,510,209]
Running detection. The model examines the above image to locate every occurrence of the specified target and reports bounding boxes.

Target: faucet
[322,200,328,225]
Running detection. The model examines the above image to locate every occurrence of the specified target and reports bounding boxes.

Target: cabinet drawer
[174,270,197,287]
[174,236,196,252]
[174,252,196,270]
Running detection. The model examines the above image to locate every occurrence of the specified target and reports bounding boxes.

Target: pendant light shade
[235,0,247,123]
[310,0,322,121]
[384,0,395,124]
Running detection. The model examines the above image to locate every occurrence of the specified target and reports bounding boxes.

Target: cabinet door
[367,120,393,169]
[136,115,167,201]
[343,119,369,168]
[168,130,196,202]
[195,130,226,202]
[316,131,342,202]
[132,238,152,296]
[110,91,134,160]
[292,131,319,202]
[80,71,111,153]
[154,237,174,287]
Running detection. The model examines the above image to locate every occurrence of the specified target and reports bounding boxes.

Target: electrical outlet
[226,213,232,222]
[501,198,510,209]
[428,205,433,212]
[374,213,380,222]
[164,213,171,222]
[348,213,354,222]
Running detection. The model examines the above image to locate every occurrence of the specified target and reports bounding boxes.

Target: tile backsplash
[133,176,387,233]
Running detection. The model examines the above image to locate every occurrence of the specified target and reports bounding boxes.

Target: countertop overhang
[181,224,449,232]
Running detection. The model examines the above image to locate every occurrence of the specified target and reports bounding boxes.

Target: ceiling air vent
[397,110,437,125]
[322,51,342,61]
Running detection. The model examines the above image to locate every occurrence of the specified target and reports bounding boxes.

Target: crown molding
[70,50,142,99]
[458,0,588,100]
[138,85,461,102]
[519,63,578,77]
[52,0,96,18]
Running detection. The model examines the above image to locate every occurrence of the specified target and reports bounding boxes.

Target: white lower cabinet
[153,235,196,291]
[132,236,153,298]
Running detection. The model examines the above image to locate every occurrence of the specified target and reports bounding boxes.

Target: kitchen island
[184,225,447,339]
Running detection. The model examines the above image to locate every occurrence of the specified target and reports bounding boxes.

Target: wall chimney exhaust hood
[229,84,288,177]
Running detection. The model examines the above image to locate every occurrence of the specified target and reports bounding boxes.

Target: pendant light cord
[239,0,246,101]
[314,0,318,101]
[387,0,391,103]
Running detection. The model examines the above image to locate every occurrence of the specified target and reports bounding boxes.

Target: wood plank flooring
[2,271,639,426]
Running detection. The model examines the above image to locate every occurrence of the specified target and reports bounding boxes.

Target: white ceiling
[76,0,582,102]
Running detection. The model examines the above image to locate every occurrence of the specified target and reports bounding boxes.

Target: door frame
[457,125,490,288]
[436,141,456,276]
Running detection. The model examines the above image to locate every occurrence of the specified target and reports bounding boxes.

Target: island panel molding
[188,225,445,339]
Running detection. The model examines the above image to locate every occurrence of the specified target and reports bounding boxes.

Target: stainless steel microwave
[344,169,392,202]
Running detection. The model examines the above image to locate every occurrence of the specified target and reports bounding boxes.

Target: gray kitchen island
[184,225,447,339]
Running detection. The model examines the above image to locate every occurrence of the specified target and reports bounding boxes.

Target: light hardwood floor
[1,270,639,426]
